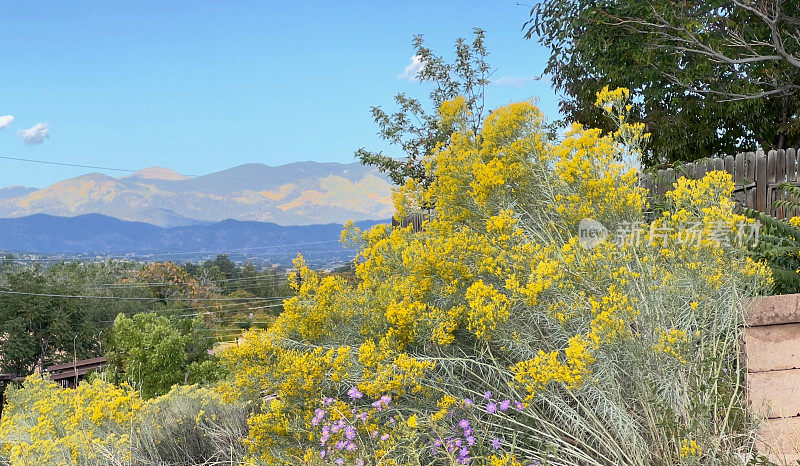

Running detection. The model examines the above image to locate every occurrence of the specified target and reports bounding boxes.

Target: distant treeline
[0,253,294,380]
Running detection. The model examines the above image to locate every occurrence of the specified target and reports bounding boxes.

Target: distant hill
[0,186,37,200]
[0,213,386,265]
[0,162,394,227]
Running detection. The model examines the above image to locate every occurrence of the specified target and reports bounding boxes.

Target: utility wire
[88,274,291,288]
[0,238,346,261]
[0,155,315,183]
[0,290,288,301]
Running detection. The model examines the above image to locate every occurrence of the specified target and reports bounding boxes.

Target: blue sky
[0,1,559,188]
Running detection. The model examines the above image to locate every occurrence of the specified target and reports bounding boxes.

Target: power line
[179,303,285,317]
[0,155,342,183]
[92,273,290,286]
[0,238,345,261]
[141,240,344,257]
[0,289,288,302]
[88,276,291,289]
[97,299,284,321]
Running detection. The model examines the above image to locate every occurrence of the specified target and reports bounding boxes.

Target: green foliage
[106,313,223,399]
[526,0,800,166]
[356,28,490,186]
[0,267,99,375]
[131,384,250,465]
[743,183,800,294]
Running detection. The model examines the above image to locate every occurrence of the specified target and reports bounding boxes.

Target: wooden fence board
[747,152,757,210]
[777,150,787,217]
[736,152,745,183]
[639,149,800,220]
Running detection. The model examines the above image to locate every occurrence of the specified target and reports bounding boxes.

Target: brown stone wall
[744,294,800,464]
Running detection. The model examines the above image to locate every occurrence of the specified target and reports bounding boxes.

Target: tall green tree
[106,313,221,399]
[527,0,800,166]
[356,28,491,186]
[0,267,98,376]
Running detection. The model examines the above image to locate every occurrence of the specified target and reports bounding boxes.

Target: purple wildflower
[464,398,473,406]
[346,442,357,452]
[335,440,346,451]
[345,426,356,440]
[491,438,501,450]
[484,391,493,400]
[486,402,497,414]
[380,433,390,441]
[466,435,476,446]
[458,419,471,430]
[335,458,344,465]
[312,408,326,426]
[348,387,363,399]
[322,397,335,405]
[499,400,511,411]
[320,449,326,458]
[515,401,525,411]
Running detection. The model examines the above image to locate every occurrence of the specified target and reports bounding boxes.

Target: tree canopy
[527,0,800,166]
[0,267,98,375]
[106,313,221,399]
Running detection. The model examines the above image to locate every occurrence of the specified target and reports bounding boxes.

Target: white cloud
[398,55,425,81]
[0,115,13,130]
[18,122,49,145]
[492,74,541,88]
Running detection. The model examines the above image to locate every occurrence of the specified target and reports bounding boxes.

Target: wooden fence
[640,149,800,219]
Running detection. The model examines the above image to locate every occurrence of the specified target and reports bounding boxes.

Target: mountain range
[0,162,394,227]
[0,213,385,266]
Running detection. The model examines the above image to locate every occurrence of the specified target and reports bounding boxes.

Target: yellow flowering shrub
[0,377,250,465]
[0,376,143,464]
[211,90,772,464]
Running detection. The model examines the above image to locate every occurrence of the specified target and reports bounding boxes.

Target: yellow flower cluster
[654,328,690,364]
[680,438,702,458]
[489,452,524,466]
[552,123,646,228]
[465,280,511,339]
[357,338,433,397]
[511,335,595,401]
